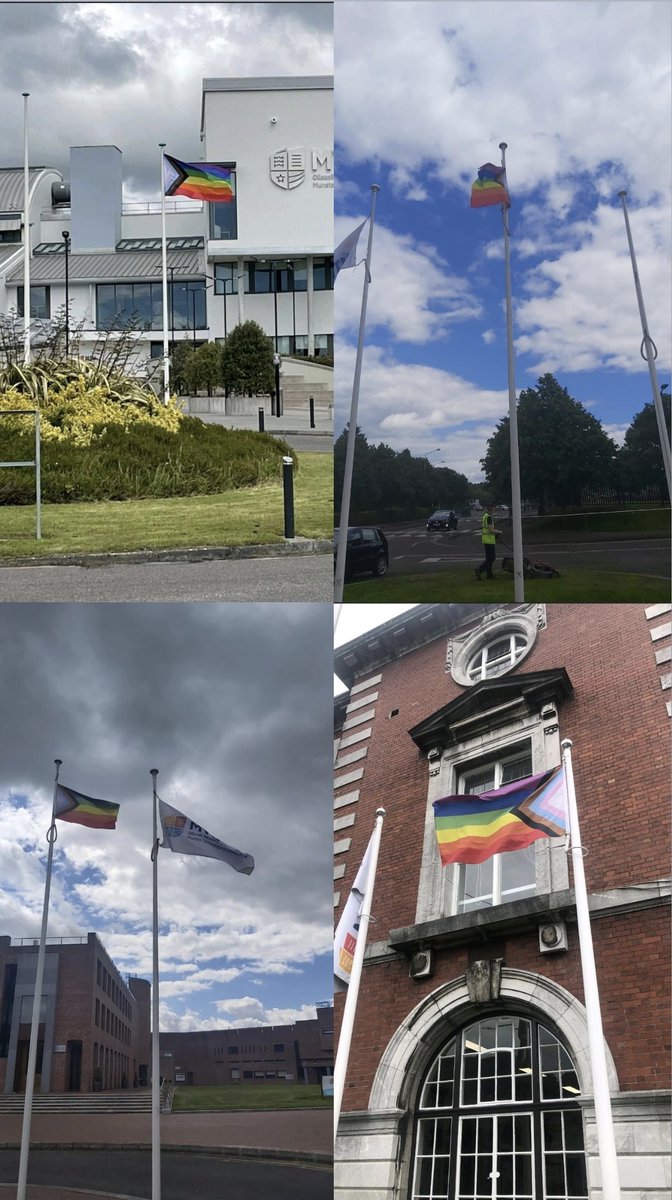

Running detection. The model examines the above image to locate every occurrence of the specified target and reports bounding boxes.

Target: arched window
[411,1014,588,1200]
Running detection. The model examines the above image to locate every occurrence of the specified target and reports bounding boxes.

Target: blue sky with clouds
[0,605,333,1032]
[334,0,671,481]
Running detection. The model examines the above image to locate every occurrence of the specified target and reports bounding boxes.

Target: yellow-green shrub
[0,380,184,447]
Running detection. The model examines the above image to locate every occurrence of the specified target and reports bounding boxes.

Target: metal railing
[14,935,88,946]
[0,408,41,539]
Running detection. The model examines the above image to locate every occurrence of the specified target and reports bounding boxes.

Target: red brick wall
[335,605,671,1110]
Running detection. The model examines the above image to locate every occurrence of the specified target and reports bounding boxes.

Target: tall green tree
[481,374,618,512]
[618,391,671,496]
[169,342,194,396]
[187,341,223,396]
[221,321,275,397]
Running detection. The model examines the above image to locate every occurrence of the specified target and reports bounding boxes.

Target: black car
[427,509,458,531]
[334,526,389,578]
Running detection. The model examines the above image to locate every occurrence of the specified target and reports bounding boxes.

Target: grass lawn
[172,1083,332,1112]
[344,568,671,603]
[0,452,331,558]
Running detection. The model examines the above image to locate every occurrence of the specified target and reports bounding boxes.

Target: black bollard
[282,456,295,538]
[309,396,315,428]
[258,406,265,432]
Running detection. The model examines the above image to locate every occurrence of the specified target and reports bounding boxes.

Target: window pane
[214,263,238,294]
[96,284,117,329]
[210,185,238,239]
[293,259,307,290]
[312,256,333,290]
[500,847,536,900]
[500,753,533,783]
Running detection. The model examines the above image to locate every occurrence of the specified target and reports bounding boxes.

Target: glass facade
[17,286,51,319]
[96,281,206,331]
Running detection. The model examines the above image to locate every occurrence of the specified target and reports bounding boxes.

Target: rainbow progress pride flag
[433,766,567,866]
[163,154,235,203]
[54,784,119,829]
[470,162,509,208]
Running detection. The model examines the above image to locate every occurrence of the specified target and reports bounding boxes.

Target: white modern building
[0,76,333,409]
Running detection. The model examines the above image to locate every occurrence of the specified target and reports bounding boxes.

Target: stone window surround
[448,603,546,688]
[415,701,567,926]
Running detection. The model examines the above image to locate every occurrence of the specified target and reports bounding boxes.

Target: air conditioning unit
[409,949,433,979]
[538,922,568,953]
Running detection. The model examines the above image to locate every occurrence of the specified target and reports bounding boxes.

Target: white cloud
[211,996,317,1028]
[482,329,496,345]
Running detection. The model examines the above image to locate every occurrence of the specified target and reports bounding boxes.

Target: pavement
[186,406,333,438]
[0,1109,332,1199]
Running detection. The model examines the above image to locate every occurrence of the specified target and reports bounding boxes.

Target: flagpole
[22,92,30,366]
[618,190,671,500]
[499,143,524,601]
[16,759,62,1200]
[159,145,170,405]
[334,185,380,604]
[334,807,385,1134]
[150,768,161,1200]
[561,739,621,1199]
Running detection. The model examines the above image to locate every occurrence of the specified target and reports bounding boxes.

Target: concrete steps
[0,1090,152,1114]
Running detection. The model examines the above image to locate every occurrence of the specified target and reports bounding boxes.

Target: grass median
[344,568,670,602]
[0,452,331,559]
[172,1083,332,1112]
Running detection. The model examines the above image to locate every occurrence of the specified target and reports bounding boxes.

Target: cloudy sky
[1,2,332,201]
[334,0,672,481]
[0,603,334,1032]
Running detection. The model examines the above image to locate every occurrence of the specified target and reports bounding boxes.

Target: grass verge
[0,452,331,558]
[344,568,670,603]
[172,1083,332,1112]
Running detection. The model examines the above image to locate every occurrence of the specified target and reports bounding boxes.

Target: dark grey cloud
[0,2,333,198]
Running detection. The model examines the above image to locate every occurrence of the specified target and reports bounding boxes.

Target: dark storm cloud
[0,2,332,198]
[0,603,333,924]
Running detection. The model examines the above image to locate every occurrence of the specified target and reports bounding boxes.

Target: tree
[187,341,223,396]
[334,425,373,517]
[618,391,671,496]
[220,320,275,397]
[481,374,618,512]
[169,342,194,396]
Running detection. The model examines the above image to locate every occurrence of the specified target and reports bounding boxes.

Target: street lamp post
[61,229,70,357]
[273,352,281,417]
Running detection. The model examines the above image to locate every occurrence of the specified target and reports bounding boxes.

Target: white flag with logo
[333,828,376,984]
[334,219,367,278]
[159,799,254,875]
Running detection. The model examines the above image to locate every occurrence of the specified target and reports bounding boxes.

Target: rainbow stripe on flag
[163,154,235,203]
[54,784,119,830]
[470,162,509,208]
[433,766,567,866]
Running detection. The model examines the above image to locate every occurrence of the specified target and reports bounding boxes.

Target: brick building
[334,603,671,1200]
[0,932,151,1094]
[160,1003,333,1087]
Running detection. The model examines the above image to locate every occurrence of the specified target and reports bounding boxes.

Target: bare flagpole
[150,768,161,1200]
[618,190,671,500]
[561,739,621,1199]
[334,807,385,1133]
[159,146,170,405]
[22,92,31,366]
[499,142,524,601]
[334,184,380,604]
[16,759,62,1200]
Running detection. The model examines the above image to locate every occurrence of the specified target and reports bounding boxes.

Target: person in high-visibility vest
[475,502,500,579]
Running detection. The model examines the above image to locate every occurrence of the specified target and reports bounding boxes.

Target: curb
[0,540,333,570]
[0,1142,332,1168]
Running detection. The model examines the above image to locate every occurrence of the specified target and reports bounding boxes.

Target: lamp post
[273,352,281,417]
[61,229,70,357]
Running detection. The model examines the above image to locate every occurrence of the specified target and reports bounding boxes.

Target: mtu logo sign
[270,148,305,190]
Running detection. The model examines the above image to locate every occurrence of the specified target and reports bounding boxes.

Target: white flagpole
[16,758,62,1200]
[334,185,380,604]
[618,190,671,500]
[159,145,170,405]
[334,807,385,1134]
[150,768,161,1200]
[499,142,524,601]
[22,92,31,366]
[561,739,621,1200]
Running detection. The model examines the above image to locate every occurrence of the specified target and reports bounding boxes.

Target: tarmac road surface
[0,554,332,602]
[0,1148,332,1200]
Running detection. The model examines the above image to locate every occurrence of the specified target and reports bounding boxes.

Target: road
[384,520,670,579]
[0,1148,331,1200]
[0,554,332,602]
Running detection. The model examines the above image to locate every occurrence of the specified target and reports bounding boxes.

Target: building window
[456,746,536,914]
[228,1045,238,1055]
[214,263,239,295]
[273,1043,284,1053]
[244,261,273,294]
[292,333,333,358]
[97,281,205,331]
[312,257,334,290]
[467,634,528,682]
[411,1016,587,1200]
[243,1070,253,1079]
[0,229,21,243]
[230,1068,240,1081]
[17,286,50,319]
[209,178,238,240]
[95,999,100,1026]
